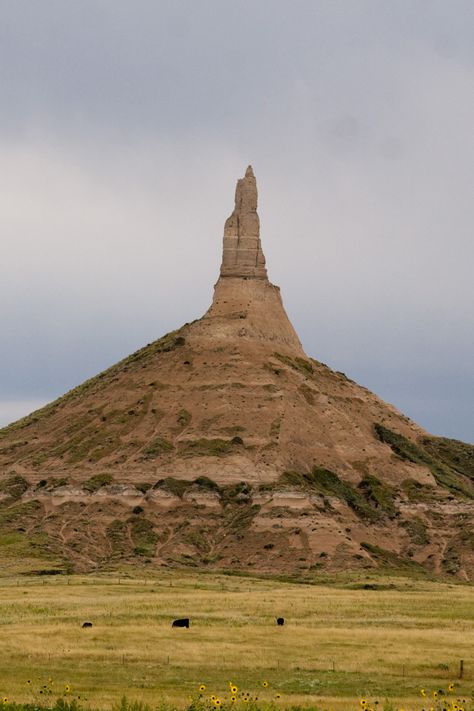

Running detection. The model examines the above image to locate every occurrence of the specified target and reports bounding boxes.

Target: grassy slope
[0,328,187,440]
[0,571,472,710]
[374,424,474,498]
[422,435,474,481]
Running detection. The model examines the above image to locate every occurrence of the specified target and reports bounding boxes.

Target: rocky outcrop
[220,165,267,279]
[203,166,305,356]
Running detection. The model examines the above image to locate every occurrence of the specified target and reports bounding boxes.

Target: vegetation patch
[442,528,472,575]
[374,423,474,499]
[106,520,128,556]
[0,500,42,527]
[220,481,252,506]
[400,478,437,502]
[142,436,174,459]
[153,477,191,498]
[225,503,261,529]
[177,409,192,427]
[0,531,27,547]
[42,423,128,464]
[130,518,158,557]
[182,527,211,553]
[154,476,222,499]
[336,370,355,383]
[46,477,69,490]
[280,467,379,521]
[0,528,53,563]
[274,352,314,377]
[0,474,28,501]
[400,517,430,545]
[135,481,152,493]
[83,473,114,492]
[360,542,428,574]
[357,474,398,518]
[177,438,235,458]
[421,435,474,482]
[193,476,221,493]
[442,552,461,575]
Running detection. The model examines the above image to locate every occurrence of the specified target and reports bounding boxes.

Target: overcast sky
[1,1,473,443]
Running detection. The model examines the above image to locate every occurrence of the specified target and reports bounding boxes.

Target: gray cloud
[1,1,473,441]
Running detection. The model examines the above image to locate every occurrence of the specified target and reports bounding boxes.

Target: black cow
[172,618,190,628]
[276,617,285,626]
[82,622,93,628]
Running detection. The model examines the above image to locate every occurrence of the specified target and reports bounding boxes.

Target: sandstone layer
[220,165,267,279]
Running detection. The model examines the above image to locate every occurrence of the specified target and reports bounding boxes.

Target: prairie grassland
[0,571,472,709]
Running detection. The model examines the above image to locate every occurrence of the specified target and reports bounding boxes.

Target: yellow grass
[0,570,472,709]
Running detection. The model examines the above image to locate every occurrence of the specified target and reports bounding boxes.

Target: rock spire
[205,166,305,357]
[220,165,268,279]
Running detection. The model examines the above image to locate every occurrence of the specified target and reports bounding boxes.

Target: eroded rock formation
[203,166,304,356]
[0,165,472,579]
[220,165,267,279]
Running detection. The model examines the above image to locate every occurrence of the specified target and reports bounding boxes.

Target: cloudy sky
[1,1,473,443]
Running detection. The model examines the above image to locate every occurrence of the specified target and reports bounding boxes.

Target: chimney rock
[220,165,268,279]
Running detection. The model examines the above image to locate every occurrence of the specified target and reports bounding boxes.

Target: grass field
[0,570,472,710]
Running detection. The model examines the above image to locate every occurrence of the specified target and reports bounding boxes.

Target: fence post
[459,660,464,679]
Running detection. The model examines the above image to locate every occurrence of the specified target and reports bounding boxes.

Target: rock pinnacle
[220,165,268,279]
[206,166,305,357]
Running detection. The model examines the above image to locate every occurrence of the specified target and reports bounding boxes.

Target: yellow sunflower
[199,685,206,692]
[231,685,238,694]
[262,681,269,688]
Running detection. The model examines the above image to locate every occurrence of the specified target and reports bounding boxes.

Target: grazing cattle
[172,618,190,628]
[82,622,93,628]
[276,617,285,626]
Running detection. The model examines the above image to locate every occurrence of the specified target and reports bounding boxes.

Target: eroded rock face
[220,165,267,279]
[204,166,304,356]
